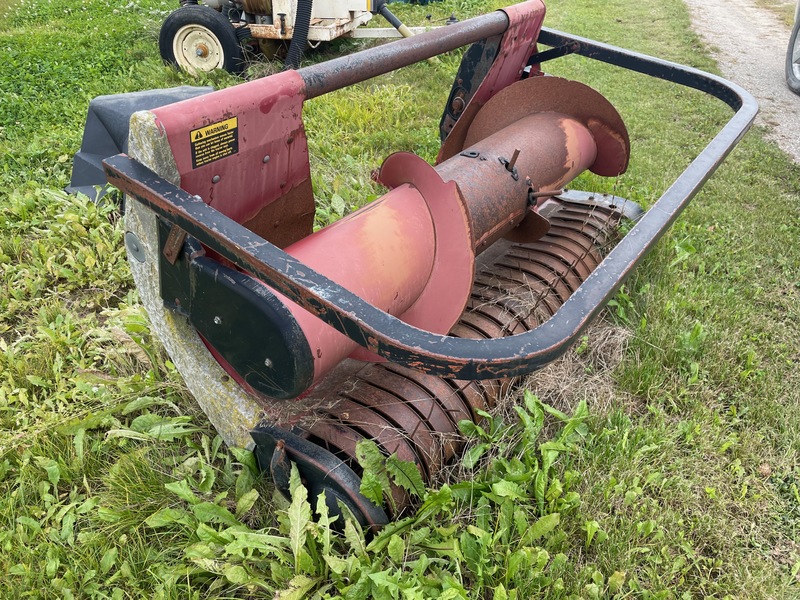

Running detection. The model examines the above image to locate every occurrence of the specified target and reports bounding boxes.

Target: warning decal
[190,117,239,169]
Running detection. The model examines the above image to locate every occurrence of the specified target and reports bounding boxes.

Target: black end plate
[158,219,315,399]
[439,34,503,142]
[67,86,213,201]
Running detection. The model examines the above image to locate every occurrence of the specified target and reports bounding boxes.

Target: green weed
[2,0,800,597]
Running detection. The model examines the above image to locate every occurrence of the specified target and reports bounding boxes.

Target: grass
[754,0,796,26]
[2,0,800,597]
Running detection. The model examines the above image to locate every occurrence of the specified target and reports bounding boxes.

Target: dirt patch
[683,0,800,162]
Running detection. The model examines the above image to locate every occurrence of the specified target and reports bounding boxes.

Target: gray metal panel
[67,86,213,201]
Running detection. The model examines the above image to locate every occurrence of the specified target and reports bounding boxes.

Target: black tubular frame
[104,18,758,381]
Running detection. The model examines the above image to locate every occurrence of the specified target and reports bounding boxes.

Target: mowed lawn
[1,0,800,597]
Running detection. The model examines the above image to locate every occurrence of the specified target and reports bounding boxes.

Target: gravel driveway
[683,0,800,162]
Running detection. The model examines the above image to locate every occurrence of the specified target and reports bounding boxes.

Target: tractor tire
[159,5,244,75]
[786,16,800,94]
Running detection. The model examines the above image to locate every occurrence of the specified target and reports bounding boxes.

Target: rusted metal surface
[246,15,374,42]
[460,76,630,177]
[268,198,627,519]
[239,177,316,249]
[107,4,756,529]
[161,224,187,265]
[298,7,520,99]
[435,80,624,250]
[146,85,625,398]
[245,23,294,40]
[437,1,546,162]
[439,34,505,141]
[307,14,373,42]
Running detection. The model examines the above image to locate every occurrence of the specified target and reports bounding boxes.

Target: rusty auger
[103,0,757,529]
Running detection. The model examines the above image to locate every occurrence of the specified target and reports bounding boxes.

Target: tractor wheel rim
[173,24,225,75]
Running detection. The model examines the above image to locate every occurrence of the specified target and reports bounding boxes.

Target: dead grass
[523,322,633,414]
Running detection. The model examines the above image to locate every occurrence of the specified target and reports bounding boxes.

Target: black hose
[379,4,402,29]
[284,0,313,70]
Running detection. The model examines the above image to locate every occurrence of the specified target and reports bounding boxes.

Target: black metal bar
[379,5,403,29]
[104,28,757,382]
[537,28,744,110]
[526,41,579,65]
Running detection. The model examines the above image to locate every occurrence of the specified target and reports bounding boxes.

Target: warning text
[190,117,239,169]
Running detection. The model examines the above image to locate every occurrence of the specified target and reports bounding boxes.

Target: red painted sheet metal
[275,184,438,382]
[150,70,310,226]
[487,1,547,98]
[375,152,475,340]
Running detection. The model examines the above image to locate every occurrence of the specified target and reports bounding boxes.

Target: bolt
[499,154,519,180]
[124,231,146,263]
[264,358,273,368]
[263,155,270,163]
[213,316,222,325]
[506,148,520,172]
[212,175,221,184]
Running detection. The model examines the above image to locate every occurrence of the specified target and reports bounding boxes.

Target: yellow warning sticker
[190,117,239,168]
